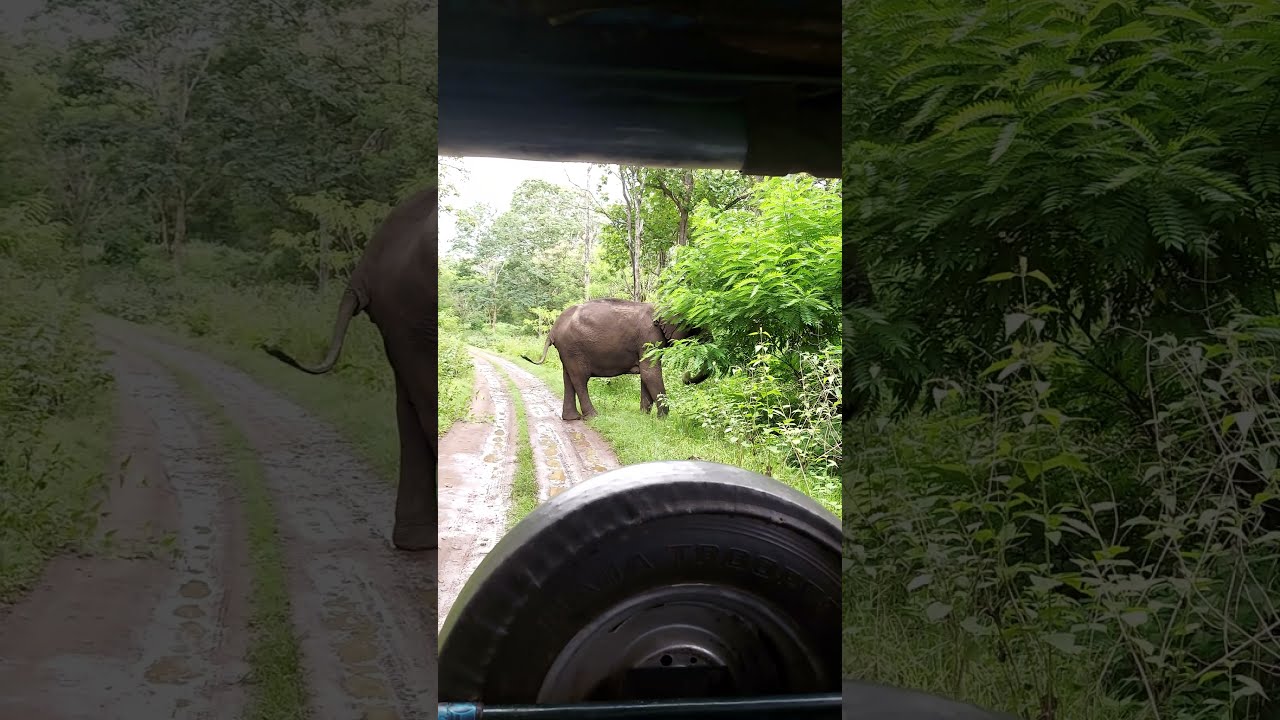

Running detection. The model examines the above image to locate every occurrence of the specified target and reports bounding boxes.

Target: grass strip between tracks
[164,363,308,720]
[504,375,539,530]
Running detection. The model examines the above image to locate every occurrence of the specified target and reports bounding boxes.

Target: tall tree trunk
[676,168,693,248]
[618,165,645,301]
[581,172,594,301]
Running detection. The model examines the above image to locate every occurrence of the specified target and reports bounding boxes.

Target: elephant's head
[655,315,706,344]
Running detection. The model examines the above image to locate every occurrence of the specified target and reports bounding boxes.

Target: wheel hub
[537,583,822,703]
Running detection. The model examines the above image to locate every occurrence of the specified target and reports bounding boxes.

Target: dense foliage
[844,1,1280,718]
[442,169,844,491]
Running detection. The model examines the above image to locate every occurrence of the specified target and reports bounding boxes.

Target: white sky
[439,156,621,255]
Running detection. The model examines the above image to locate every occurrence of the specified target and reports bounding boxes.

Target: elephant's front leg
[561,366,582,421]
[392,378,437,551]
[640,363,669,418]
[640,377,654,413]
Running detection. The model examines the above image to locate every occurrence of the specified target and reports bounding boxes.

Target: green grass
[471,332,840,515]
[503,375,538,529]
[0,268,117,603]
[439,334,474,435]
[0,390,114,602]
[166,362,308,720]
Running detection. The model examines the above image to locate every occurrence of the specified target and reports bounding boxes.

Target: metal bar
[438,692,842,720]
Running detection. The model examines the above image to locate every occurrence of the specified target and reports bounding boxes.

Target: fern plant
[844,0,1280,412]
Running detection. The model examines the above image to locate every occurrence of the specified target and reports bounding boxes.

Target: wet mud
[436,351,516,628]
[0,316,436,719]
[0,330,251,720]
[471,348,620,500]
[434,348,621,628]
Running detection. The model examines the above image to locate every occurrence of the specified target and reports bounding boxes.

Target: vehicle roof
[438,1,840,177]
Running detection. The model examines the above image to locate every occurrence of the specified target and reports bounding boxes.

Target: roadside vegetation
[0,0,437,602]
[505,379,538,529]
[843,2,1280,719]
[442,170,842,514]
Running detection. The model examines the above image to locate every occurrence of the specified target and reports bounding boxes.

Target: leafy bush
[438,309,474,434]
[0,262,113,599]
[844,0,1280,412]
[844,268,1280,720]
[655,174,841,369]
[674,331,841,483]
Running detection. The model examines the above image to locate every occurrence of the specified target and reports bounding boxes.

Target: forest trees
[842,2,1280,717]
[14,0,437,270]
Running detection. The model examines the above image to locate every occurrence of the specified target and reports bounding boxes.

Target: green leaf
[907,574,933,592]
[1120,610,1149,628]
[925,602,953,622]
[1044,632,1083,655]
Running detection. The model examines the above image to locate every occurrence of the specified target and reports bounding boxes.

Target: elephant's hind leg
[560,366,582,421]
[392,376,437,551]
[640,375,654,413]
[573,368,599,419]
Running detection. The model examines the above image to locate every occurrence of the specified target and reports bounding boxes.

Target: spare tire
[438,460,841,704]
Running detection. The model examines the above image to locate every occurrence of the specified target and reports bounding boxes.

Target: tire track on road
[94,316,436,720]
[0,327,251,720]
[436,350,516,629]
[471,348,620,501]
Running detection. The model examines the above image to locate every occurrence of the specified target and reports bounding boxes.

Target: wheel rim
[536,583,826,703]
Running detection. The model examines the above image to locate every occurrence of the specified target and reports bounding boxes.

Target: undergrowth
[844,268,1280,720]
[0,201,114,601]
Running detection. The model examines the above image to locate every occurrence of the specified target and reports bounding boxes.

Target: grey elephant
[261,187,437,552]
[521,298,709,421]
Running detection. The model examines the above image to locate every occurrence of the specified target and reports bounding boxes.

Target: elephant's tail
[520,333,553,365]
[261,289,360,375]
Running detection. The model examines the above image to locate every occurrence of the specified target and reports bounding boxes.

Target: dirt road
[0,316,436,720]
[435,347,619,629]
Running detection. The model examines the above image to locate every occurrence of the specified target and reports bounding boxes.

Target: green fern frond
[1089,20,1167,48]
[1114,113,1160,150]
[1146,189,1190,249]
[1021,79,1105,114]
[1084,165,1153,195]
[1244,151,1280,198]
[990,121,1021,164]
[904,86,954,130]
[935,99,1020,136]
[1169,163,1253,203]
[1143,5,1220,29]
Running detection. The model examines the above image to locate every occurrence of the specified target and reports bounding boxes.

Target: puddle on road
[342,674,391,699]
[180,621,206,641]
[144,655,197,684]
[179,580,210,598]
[174,604,204,618]
[339,635,378,664]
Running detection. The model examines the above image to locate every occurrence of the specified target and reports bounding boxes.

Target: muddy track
[436,348,620,627]
[436,351,515,628]
[0,316,435,719]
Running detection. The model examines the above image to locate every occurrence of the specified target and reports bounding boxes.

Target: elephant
[260,187,437,552]
[520,298,709,421]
